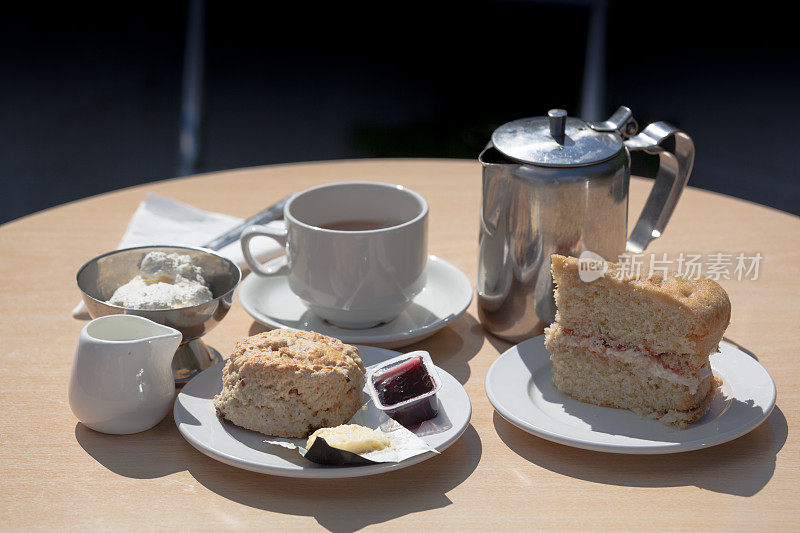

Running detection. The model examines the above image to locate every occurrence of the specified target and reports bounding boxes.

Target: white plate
[175,345,472,478]
[485,336,776,454]
[238,254,473,348]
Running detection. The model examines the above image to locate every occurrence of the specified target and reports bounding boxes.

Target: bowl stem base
[172,340,223,385]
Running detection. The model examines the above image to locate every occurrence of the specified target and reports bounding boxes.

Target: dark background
[1,1,798,224]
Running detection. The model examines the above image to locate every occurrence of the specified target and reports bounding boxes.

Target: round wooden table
[1,159,798,530]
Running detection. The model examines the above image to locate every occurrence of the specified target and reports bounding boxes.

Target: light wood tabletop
[1,159,798,531]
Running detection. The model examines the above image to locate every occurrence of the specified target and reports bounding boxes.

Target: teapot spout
[479,143,517,167]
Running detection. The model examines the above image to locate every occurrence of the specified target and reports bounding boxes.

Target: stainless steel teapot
[477,106,694,342]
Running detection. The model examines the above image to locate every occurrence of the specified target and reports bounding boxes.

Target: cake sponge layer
[547,333,717,428]
[551,254,730,360]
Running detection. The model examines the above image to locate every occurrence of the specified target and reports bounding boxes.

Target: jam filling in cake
[553,324,713,394]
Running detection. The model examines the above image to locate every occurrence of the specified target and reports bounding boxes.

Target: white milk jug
[68,315,182,434]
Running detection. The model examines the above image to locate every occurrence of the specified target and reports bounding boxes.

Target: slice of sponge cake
[544,254,731,428]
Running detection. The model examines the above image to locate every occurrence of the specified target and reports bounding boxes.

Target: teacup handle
[240,224,290,277]
[624,122,695,254]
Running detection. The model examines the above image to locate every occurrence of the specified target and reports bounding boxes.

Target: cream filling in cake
[552,326,712,394]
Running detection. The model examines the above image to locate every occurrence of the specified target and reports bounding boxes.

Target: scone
[544,254,731,428]
[213,329,366,438]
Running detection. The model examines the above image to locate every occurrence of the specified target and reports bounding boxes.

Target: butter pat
[306,424,393,454]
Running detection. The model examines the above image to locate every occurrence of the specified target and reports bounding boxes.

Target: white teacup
[241,182,428,328]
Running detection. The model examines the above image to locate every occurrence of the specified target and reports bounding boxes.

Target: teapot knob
[548,109,567,144]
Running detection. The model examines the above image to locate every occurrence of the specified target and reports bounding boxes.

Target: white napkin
[72,192,285,318]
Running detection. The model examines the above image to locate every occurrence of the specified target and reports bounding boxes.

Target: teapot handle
[623,122,695,253]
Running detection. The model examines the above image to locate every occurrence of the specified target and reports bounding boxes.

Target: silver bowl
[77,245,241,384]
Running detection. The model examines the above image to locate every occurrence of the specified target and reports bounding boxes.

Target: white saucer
[238,254,473,348]
[485,336,776,454]
[174,345,472,478]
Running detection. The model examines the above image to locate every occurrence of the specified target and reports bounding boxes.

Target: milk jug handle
[623,122,695,253]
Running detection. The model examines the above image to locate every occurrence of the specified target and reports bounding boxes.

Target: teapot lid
[491,109,625,167]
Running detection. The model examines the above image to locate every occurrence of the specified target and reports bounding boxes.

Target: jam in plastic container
[365,350,441,428]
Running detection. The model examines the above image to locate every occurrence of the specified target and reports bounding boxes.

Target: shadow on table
[483,331,514,356]
[248,312,486,385]
[76,414,483,531]
[401,313,485,385]
[493,405,788,497]
[187,424,482,532]
[74,411,197,479]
